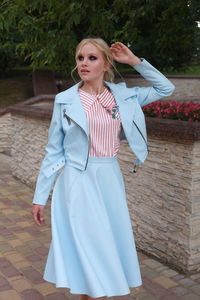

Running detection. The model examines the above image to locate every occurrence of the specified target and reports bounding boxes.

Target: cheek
[93,61,105,73]
[76,61,81,70]
[76,63,82,76]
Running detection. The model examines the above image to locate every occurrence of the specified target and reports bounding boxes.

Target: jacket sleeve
[133,59,175,107]
[32,97,65,206]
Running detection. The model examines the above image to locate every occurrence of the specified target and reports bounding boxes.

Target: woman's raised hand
[32,204,45,226]
[110,42,141,67]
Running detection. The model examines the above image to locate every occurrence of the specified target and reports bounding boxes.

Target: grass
[116,63,200,76]
[164,64,200,76]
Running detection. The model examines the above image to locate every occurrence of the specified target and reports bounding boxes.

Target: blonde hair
[71,37,115,82]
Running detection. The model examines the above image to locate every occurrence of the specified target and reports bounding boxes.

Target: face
[76,43,109,83]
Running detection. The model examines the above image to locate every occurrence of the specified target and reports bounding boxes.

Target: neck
[81,80,105,95]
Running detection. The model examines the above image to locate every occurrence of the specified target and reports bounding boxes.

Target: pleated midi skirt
[43,156,142,298]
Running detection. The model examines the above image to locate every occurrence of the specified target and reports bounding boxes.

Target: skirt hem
[43,277,143,298]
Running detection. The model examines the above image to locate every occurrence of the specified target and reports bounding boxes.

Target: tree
[0,0,122,73]
[0,0,198,73]
[113,0,198,70]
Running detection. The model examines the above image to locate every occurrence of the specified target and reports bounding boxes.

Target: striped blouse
[79,87,122,157]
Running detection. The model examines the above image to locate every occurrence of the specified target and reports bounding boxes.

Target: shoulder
[105,81,126,90]
[105,81,139,99]
[55,82,80,103]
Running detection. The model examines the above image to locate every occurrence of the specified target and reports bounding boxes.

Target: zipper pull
[63,109,71,125]
[129,165,138,173]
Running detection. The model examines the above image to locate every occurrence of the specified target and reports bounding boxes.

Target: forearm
[133,59,175,106]
[32,168,58,206]
[32,99,65,206]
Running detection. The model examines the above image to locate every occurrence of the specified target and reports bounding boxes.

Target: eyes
[77,55,97,61]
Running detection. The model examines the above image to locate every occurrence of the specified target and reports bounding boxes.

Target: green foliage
[115,0,198,71]
[0,0,199,74]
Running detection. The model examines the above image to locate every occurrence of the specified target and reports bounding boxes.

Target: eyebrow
[78,52,98,56]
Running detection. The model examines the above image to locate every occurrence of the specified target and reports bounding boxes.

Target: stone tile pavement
[0,153,200,300]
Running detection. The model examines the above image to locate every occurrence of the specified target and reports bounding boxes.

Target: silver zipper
[84,134,91,170]
[132,120,149,153]
[63,109,90,170]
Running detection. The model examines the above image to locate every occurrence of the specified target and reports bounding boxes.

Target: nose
[81,57,88,66]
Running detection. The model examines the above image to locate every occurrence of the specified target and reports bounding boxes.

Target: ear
[104,62,111,72]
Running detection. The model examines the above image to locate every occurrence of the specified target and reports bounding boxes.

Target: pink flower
[142,101,200,122]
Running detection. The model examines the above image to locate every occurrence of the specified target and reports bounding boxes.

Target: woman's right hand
[31,204,45,226]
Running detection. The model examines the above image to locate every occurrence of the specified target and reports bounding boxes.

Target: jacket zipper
[132,120,149,153]
[63,109,90,170]
[85,134,91,170]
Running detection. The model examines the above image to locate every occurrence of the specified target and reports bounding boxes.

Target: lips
[80,69,90,74]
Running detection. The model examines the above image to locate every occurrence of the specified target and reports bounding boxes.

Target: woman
[31,38,175,299]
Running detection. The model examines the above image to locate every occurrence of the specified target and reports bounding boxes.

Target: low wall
[11,114,49,186]
[123,76,200,102]
[0,95,54,154]
[118,135,200,273]
[8,103,200,273]
[0,112,12,153]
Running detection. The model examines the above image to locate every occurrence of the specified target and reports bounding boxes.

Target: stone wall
[0,112,12,153]
[11,114,49,187]
[118,138,197,272]
[190,141,200,269]
[0,95,54,154]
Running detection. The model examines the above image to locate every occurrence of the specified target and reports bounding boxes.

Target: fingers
[38,208,45,225]
[31,204,45,226]
[110,42,125,51]
[110,42,126,60]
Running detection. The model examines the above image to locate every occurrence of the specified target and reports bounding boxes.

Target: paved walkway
[1,153,200,300]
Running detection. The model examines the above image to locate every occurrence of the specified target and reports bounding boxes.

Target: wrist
[129,56,141,67]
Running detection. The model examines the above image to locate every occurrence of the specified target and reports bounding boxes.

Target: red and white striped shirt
[79,87,122,157]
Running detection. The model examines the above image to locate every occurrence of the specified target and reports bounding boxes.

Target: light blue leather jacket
[32,59,175,205]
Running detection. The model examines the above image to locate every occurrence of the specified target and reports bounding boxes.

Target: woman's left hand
[110,42,141,67]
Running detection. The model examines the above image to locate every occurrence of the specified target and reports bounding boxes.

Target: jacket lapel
[56,82,89,137]
[55,80,138,137]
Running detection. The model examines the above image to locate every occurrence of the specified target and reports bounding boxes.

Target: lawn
[165,64,200,76]
[116,63,200,76]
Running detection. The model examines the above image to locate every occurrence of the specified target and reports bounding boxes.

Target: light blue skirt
[43,156,142,298]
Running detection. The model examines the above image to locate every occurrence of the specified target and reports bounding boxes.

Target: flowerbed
[142,101,200,121]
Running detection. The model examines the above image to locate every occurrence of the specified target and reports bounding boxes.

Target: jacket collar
[56,80,136,104]
[56,80,136,137]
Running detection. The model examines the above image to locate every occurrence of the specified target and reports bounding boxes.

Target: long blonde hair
[71,37,115,82]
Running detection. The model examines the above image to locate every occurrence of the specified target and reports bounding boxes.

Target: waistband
[87,156,118,163]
